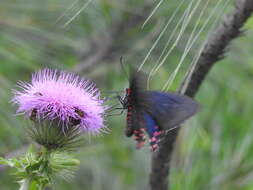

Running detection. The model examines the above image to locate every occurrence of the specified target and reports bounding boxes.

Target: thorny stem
[19,147,51,190]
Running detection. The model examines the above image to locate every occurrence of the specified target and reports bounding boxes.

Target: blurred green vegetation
[1,0,253,190]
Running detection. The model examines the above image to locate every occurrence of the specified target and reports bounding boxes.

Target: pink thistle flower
[12,69,106,134]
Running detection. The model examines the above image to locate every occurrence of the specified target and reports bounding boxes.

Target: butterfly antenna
[102,90,125,95]
[120,56,129,80]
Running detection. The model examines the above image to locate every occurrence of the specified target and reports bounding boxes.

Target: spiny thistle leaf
[2,145,80,189]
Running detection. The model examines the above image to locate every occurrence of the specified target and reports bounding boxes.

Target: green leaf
[0,157,20,167]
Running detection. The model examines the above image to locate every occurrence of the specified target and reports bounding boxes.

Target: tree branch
[183,0,253,97]
[149,0,253,189]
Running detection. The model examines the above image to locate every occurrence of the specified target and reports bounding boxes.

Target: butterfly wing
[142,112,163,151]
[126,106,163,151]
[142,91,199,130]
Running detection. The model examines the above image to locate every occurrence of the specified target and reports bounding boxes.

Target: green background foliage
[1,0,253,189]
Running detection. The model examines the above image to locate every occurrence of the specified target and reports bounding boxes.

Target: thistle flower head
[13,69,106,135]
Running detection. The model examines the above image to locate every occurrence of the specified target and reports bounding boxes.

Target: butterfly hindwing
[143,112,163,151]
[143,91,199,130]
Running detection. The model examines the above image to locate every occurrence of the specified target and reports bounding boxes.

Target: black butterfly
[118,69,199,151]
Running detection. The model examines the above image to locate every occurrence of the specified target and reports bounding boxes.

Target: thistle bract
[13,69,106,137]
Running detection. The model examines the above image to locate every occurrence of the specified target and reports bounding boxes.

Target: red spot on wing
[148,126,165,152]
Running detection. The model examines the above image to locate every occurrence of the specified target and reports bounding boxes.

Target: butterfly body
[121,69,199,152]
[125,88,147,148]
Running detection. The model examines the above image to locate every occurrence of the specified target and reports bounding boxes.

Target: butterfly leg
[106,103,122,112]
[107,108,125,116]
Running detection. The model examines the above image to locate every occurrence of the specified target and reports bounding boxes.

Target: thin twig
[149,0,253,189]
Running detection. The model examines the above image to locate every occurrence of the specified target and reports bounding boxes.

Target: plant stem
[19,178,31,190]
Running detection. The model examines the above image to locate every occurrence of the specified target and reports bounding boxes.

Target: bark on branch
[149,0,253,189]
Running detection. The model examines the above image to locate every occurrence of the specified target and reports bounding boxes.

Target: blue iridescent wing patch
[143,112,163,151]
